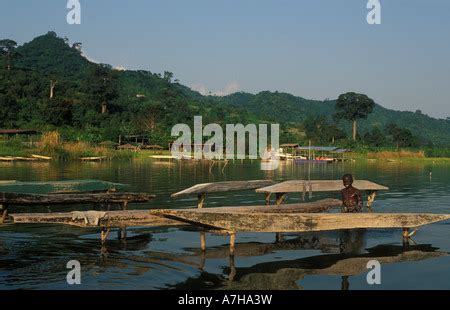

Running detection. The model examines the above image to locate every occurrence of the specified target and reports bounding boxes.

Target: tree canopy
[335,92,375,140]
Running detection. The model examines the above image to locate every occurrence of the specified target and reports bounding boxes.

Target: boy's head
[342,174,354,188]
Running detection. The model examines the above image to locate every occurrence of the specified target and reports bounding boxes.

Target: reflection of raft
[222,244,448,290]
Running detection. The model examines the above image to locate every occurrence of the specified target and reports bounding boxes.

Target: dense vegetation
[1,32,449,154]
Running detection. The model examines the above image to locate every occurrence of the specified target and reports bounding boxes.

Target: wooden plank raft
[0,192,155,206]
[151,207,450,233]
[10,210,182,228]
[255,180,389,207]
[0,179,127,194]
[256,180,388,193]
[177,198,341,214]
[0,192,155,224]
[171,180,277,208]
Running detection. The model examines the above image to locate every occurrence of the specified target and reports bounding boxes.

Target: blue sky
[1,0,450,118]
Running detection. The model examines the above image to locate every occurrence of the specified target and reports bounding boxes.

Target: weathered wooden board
[172,180,277,197]
[0,192,155,205]
[31,154,52,160]
[0,156,38,162]
[80,156,107,161]
[168,199,341,214]
[10,210,182,228]
[149,155,176,160]
[256,180,388,194]
[150,209,450,233]
[0,157,15,162]
[0,179,127,194]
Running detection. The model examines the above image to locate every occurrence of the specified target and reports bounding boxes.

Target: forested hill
[1,31,450,146]
[212,91,450,146]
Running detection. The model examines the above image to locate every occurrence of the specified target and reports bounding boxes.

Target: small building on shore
[0,129,40,146]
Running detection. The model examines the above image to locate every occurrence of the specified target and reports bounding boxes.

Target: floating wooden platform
[149,155,176,160]
[178,198,341,214]
[0,192,155,206]
[0,155,53,162]
[172,180,277,208]
[80,156,108,161]
[10,210,181,228]
[256,179,388,207]
[6,199,340,227]
[0,156,40,162]
[172,180,277,197]
[0,180,127,194]
[256,180,388,194]
[31,154,52,160]
[151,208,450,233]
[0,192,155,224]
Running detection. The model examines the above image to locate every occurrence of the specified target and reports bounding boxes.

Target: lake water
[1,159,450,290]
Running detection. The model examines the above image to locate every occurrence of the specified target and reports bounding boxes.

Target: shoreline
[1,148,450,163]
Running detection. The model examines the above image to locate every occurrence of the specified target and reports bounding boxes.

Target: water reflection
[1,159,450,289]
[169,230,447,290]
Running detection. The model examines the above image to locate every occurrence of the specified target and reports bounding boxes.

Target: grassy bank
[2,132,449,162]
[0,132,136,161]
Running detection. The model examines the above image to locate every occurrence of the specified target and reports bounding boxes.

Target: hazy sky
[1,0,450,118]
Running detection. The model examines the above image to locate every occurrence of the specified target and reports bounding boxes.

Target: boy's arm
[341,189,347,212]
[357,190,363,210]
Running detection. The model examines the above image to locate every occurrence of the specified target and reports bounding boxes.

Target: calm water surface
[1,159,450,290]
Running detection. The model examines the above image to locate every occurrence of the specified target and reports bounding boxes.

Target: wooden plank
[31,154,52,160]
[0,180,127,194]
[172,180,277,198]
[0,192,155,205]
[10,210,183,228]
[0,157,15,162]
[256,180,388,194]
[80,156,107,161]
[150,210,450,233]
[162,199,341,214]
[0,156,38,162]
[149,155,176,160]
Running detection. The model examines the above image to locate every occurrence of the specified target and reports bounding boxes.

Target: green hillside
[211,91,450,146]
[1,32,449,147]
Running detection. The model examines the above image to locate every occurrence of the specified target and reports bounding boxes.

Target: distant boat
[295,158,333,164]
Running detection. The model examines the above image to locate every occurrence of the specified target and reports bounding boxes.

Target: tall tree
[0,94,19,127]
[163,71,173,83]
[303,115,345,144]
[84,64,118,114]
[335,92,375,140]
[49,80,57,98]
[0,39,20,71]
[364,126,386,146]
[386,123,418,148]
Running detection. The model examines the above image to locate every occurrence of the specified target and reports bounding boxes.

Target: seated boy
[341,174,362,213]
